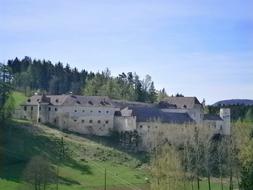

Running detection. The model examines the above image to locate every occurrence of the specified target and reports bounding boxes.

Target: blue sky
[0,0,252,104]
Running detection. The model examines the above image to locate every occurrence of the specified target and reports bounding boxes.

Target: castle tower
[220,108,231,135]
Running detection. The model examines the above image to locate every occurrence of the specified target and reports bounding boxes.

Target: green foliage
[0,120,148,190]
[0,63,13,122]
[244,108,253,122]
[8,57,161,103]
[207,105,253,122]
[83,70,158,102]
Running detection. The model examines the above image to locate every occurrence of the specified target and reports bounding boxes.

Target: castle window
[98,110,101,113]
[105,120,109,124]
[82,110,85,112]
[48,107,51,111]
[54,119,57,123]
[75,110,77,112]
[39,106,41,111]
[139,125,143,128]
[31,106,33,111]
[98,120,101,124]
[56,99,59,103]
[27,99,31,102]
[24,106,27,111]
[55,108,58,111]
[74,120,77,122]
[24,116,27,119]
[89,120,93,123]
[38,118,41,123]
[106,111,109,114]
[90,110,93,113]
[82,120,85,123]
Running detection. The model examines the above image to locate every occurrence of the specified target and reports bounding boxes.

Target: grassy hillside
[10,91,27,108]
[0,120,149,190]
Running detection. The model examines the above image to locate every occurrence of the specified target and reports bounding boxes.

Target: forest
[5,56,167,103]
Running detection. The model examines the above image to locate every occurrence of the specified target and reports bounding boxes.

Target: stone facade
[14,95,231,151]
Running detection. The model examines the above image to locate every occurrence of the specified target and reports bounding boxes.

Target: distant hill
[213,99,253,106]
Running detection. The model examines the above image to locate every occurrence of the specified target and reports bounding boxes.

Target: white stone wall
[136,122,189,151]
[220,108,231,135]
[203,120,224,134]
[113,116,136,132]
[49,106,119,136]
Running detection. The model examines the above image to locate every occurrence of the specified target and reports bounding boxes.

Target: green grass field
[0,119,149,190]
[10,91,27,108]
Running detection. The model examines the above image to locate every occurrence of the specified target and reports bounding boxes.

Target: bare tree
[22,155,56,190]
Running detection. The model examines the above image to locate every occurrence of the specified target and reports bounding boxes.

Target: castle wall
[220,108,231,135]
[113,116,136,132]
[50,106,119,136]
[136,122,189,151]
[203,120,224,134]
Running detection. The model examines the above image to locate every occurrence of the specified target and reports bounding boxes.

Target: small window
[38,118,41,123]
[48,107,51,111]
[74,120,77,122]
[82,110,85,112]
[55,108,58,111]
[139,125,143,128]
[89,120,93,123]
[56,99,59,103]
[90,110,93,113]
[75,110,77,112]
[105,120,109,124]
[148,126,150,128]
[98,110,101,113]
[106,111,109,114]
[39,107,41,111]
[24,116,27,119]
[82,120,85,123]
[98,120,101,124]
[31,106,33,111]
[24,106,27,111]
[27,99,31,102]
[54,119,57,123]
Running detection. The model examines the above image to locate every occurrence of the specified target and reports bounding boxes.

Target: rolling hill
[213,99,253,106]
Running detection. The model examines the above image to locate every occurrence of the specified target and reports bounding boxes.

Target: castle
[14,95,230,151]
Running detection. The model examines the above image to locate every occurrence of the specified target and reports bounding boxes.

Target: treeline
[207,105,253,122]
[6,57,168,103]
[0,63,13,123]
